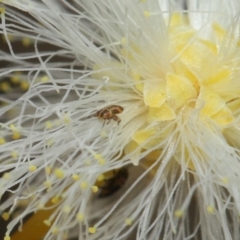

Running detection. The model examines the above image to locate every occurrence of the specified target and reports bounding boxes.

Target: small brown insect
[96,105,124,125]
[98,167,128,198]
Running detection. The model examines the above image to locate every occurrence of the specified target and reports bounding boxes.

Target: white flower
[1,0,240,239]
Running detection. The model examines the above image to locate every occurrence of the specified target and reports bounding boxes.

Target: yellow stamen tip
[43,219,51,226]
[63,205,71,214]
[207,205,215,214]
[3,173,11,180]
[45,121,53,129]
[92,186,98,193]
[54,168,65,179]
[125,218,133,226]
[0,138,6,145]
[20,81,29,90]
[76,213,84,222]
[41,76,50,82]
[11,151,18,158]
[144,11,150,17]
[51,196,61,204]
[88,227,96,234]
[80,182,88,189]
[72,174,80,181]
[174,209,184,217]
[4,236,10,240]
[51,227,59,234]
[0,7,5,14]
[29,165,37,172]
[2,212,10,221]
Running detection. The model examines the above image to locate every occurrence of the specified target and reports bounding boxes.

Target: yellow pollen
[207,205,215,214]
[3,172,11,180]
[2,212,10,221]
[80,181,88,189]
[46,139,54,147]
[12,132,21,140]
[22,37,31,47]
[94,153,106,165]
[41,76,50,82]
[88,227,96,234]
[63,113,71,124]
[174,209,184,218]
[43,180,52,188]
[45,166,52,175]
[45,121,53,129]
[76,213,84,222]
[92,186,98,193]
[20,81,30,90]
[54,168,64,179]
[4,236,10,240]
[51,196,61,204]
[84,159,92,165]
[221,177,229,184]
[29,165,37,172]
[72,174,80,181]
[125,218,133,226]
[10,73,21,83]
[0,82,11,92]
[144,11,150,17]
[0,138,6,145]
[37,203,45,209]
[43,219,51,226]
[51,227,59,234]
[97,174,105,181]
[11,151,18,158]
[0,7,5,13]
[63,205,71,214]
[121,37,127,45]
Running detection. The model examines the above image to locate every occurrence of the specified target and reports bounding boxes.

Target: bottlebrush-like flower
[1,0,240,239]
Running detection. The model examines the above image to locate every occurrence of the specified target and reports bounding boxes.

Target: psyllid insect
[96,105,124,125]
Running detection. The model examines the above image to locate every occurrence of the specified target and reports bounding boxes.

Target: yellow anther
[43,219,51,226]
[37,203,44,209]
[3,172,11,180]
[0,82,11,92]
[221,177,229,184]
[51,226,59,234]
[174,209,184,217]
[0,138,6,145]
[46,139,54,147]
[125,218,133,226]
[63,113,71,124]
[20,81,29,91]
[54,168,64,179]
[72,174,80,181]
[207,205,215,214]
[76,213,84,222]
[12,132,21,140]
[144,11,150,17]
[2,212,10,221]
[45,166,52,175]
[43,180,52,188]
[10,73,21,84]
[41,76,49,82]
[80,181,88,189]
[63,205,71,214]
[97,174,105,181]
[121,37,127,45]
[100,130,107,137]
[22,37,31,47]
[11,151,18,158]
[94,153,106,165]
[4,236,10,240]
[0,7,5,13]
[45,121,53,129]
[88,227,96,234]
[63,233,68,240]
[92,186,98,193]
[29,165,37,172]
[51,196,61,204]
